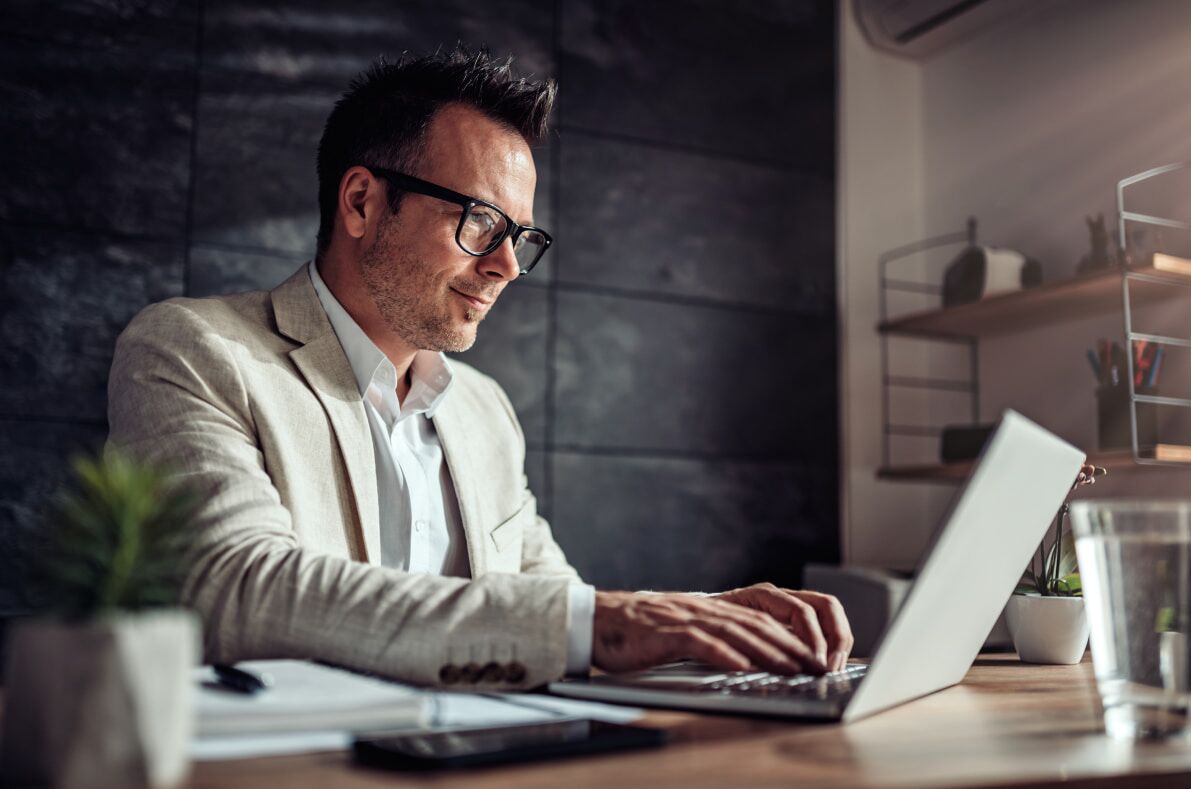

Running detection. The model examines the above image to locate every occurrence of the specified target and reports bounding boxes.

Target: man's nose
[477,237,521,281]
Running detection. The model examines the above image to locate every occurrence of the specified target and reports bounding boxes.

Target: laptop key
[713,664,867,699]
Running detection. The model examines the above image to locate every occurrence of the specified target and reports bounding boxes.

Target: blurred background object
[0,451,201,787]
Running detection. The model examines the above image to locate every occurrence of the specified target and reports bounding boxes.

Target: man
[107,48,852,689]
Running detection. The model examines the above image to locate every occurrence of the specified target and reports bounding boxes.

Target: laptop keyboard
[601,662,868,704]
[703,663,867,700]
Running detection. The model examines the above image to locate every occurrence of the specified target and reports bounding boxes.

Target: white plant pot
[0,608,200,788]
[1005,594,1089,665]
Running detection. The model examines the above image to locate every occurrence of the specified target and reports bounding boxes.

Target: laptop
[549,410,1085,723]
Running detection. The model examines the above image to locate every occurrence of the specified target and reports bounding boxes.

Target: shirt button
[415,520,427,533]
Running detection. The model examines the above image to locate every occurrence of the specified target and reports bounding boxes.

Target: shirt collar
[308,261,453,420]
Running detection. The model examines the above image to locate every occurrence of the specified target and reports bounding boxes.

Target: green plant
[1016,504,1081,596]
[1015,465,1104,597]
[35,449,202,620]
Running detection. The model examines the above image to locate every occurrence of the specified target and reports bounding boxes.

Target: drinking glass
[1069,500,1191,739]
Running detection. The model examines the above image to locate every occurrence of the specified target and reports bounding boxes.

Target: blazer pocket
[488,505,530,555]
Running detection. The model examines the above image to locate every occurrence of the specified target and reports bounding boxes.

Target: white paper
[429,692,643,728]
[485,693,644,724]
[194,660,428,737]
[192,731,351,761]
[192,683,643,761]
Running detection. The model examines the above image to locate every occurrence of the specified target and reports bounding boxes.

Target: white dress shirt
[309,263,593,674]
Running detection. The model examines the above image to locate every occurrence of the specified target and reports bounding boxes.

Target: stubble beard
[359,228,483,354]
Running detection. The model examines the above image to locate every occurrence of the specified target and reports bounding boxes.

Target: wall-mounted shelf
[878,444,1191,482]
[877,162,1191,483]
[879,257,1191,340]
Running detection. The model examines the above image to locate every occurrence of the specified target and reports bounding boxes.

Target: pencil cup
[1096,384,1158,450]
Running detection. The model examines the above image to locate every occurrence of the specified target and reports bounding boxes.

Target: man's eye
[468,211,497,232]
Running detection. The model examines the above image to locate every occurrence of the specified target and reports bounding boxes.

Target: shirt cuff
[564,583,596,676]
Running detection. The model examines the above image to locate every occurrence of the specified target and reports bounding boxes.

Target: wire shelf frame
[1117,161,1191,466]
[878,218,980,472]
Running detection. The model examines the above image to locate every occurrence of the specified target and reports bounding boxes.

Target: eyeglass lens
[459,204,547,269]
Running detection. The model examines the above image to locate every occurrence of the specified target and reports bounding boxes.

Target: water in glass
[1071,500,1191,739]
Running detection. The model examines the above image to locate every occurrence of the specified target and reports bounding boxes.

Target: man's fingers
[659,603,786,670]
[779,598,829,664]
[686,595,829,673]
[736,605,828,672]
[784,590,855,670]
[703,612,828,674]
[699,619,805,674]
[720,586,830,665]
[696,585,854,672]
[665,625,750,671]
[591,592,832,676]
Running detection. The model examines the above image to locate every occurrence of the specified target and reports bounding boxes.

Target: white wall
[924,0,1191,502]
[839,1,944,570]
[923,0,1191,263]
[840,0,1191,569]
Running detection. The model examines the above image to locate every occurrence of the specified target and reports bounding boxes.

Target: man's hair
[314,46,556,257]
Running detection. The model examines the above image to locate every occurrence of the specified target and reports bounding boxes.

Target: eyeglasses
[364,165,553,275]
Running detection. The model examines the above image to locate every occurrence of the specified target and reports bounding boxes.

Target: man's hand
[592,590,831,676]
[713,583,854,672]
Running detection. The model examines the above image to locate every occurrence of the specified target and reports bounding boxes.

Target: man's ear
[339,166,383,242]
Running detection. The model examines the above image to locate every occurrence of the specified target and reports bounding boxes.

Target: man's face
[358,104,537,353]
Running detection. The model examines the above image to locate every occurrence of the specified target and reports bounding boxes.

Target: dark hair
[314,46,556,257]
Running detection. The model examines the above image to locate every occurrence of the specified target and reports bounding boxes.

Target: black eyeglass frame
[363,165,553,275]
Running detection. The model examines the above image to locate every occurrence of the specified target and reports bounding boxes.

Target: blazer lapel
[432,401,486,577]
[272,264,382,565]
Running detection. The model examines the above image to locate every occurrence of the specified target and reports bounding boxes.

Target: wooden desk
[189,654,1190,787]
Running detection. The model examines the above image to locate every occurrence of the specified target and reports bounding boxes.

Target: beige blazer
[107,263,582,689]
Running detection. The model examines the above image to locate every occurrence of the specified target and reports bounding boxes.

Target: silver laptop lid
[843,410,1085,722]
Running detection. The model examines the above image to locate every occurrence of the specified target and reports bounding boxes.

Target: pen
[1086,349,1101,383]
[213,663,272,695]
[1109,342,1126,387]
[1148,346,1165,388]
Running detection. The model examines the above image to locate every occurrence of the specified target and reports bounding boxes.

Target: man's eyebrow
[482,195,537,227]
[498,197,536,227]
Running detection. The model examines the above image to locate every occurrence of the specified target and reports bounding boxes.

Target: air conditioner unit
[853,0,1042,60]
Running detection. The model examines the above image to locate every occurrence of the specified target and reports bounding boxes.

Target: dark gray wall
[0,0,838,619]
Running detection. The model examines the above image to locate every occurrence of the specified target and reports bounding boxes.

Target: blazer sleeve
[484,376,584,581]
[107,300,574,689]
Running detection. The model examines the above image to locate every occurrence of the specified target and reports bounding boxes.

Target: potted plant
[1005,465,1102,664]
[0,450,203,788]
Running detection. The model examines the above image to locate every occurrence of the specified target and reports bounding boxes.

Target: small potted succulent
[0,450,203,788]
[1006,465,1102,664]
